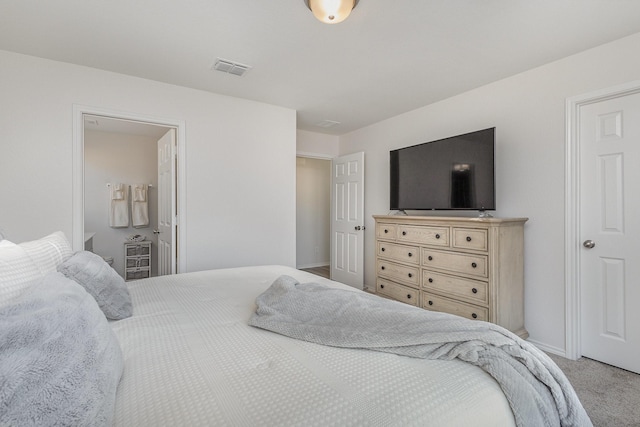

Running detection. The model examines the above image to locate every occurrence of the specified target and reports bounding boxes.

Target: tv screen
[390,128,495,211]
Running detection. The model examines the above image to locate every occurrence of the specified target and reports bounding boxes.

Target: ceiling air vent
[212,58,252,77]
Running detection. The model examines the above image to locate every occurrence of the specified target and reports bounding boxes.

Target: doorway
[83,116,170,278]
[296,156,331,276]
[565,80,640,373]
[72,104,187,275]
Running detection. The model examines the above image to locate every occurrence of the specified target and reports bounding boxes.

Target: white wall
[84,130,159,278]
[0,50,297,271]
[338,32,640,353]
[296,157,330,269]
[297,129,340,158]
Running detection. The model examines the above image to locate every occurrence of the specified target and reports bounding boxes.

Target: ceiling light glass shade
[305,0,359,24]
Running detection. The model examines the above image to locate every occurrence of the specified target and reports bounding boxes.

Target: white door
[331,152,365,288]
[580,92,640,374]
[157,129,177,276]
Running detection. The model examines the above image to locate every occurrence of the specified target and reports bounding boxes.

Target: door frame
[564,80,640,360]
[72,104,187,273]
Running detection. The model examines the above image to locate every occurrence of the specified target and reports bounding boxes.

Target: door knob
[355,225,366,231]
[583,240,595,249]
[153,229,161,235]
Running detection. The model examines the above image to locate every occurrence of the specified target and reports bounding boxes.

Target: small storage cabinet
[374,215,528,338]
[124,241,151,281]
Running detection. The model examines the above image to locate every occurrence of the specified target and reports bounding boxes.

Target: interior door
[580,91,640,374]
[157,129,176,275]
[330,152,365,289]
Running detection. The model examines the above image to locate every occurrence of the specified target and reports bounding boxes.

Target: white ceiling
[2,0,640,135]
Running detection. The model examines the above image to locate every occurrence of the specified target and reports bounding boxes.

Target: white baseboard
[297,262,330,269]
[526,338,567,358]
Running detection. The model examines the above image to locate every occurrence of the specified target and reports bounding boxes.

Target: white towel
[131,184,149,228]
[109,184,129,228]
[132,185,147,202]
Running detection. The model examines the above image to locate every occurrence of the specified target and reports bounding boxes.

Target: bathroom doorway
[83,116,170,278]
[72,105,187,279]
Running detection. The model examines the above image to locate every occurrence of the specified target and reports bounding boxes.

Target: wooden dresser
[373,215,528,338]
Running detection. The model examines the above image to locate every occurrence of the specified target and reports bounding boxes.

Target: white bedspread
[111,265,516,426]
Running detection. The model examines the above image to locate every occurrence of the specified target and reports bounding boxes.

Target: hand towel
[109,184,129,228]
[131,184,149,228]
[132,185,147,202]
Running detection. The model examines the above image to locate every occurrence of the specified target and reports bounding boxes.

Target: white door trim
[296,151,334,160]
[72,104,187,273]
[564,80,640,359]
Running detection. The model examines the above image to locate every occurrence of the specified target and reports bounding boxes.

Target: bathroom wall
[84,129,159,278]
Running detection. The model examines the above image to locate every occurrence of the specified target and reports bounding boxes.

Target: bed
[1,232,590,426]
[111,265,515,426]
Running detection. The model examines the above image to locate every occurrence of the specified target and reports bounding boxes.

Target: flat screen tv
[390,127,495,212]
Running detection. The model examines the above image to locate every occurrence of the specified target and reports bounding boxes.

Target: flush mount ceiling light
[304,0,359,24]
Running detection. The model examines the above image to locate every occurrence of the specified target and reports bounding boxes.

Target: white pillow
[0,240,42,307]
[19,231,73,276]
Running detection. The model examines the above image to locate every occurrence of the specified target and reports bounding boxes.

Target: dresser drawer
[397,225,449,247]
[376,223,397,240]
[376,278,419,306]
[421,248,488,278]
[125,243,151,256]
[377,259,420,287]
[377,241,420,265]
[421,270,488,305]
[125,267,150,281]
[452,228,488,251]
[422,292,488,321]
[126,256,150,268]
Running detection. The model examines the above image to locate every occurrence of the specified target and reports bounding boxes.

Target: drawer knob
[428,256,433,261]
[472,288,478,294]
[381,266,385,270]
[407,294,412,299]
[408,273,413,278]
[471,262,477,268]
[380,284,385,289]
[381,247,385,252]
[428,300,434,306]
[428,278,433,283]
[466,236,472,242]
[384,229,389,234]
[402,231,407,236]
[408,252,413,257]
[435,234,440,239]
[472,313,478,319]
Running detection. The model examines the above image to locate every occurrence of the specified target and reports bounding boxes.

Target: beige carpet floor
[546,353,640,427]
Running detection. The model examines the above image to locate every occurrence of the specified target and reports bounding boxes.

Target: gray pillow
[0,272,124,426]
[58,250,132,320]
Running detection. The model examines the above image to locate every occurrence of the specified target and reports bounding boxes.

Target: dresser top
[373,215,528,225]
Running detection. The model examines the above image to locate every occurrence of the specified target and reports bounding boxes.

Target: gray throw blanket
[249,276,592,427]
[0,272,123,426]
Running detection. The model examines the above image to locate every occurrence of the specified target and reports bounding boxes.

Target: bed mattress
[111,265,515,426]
